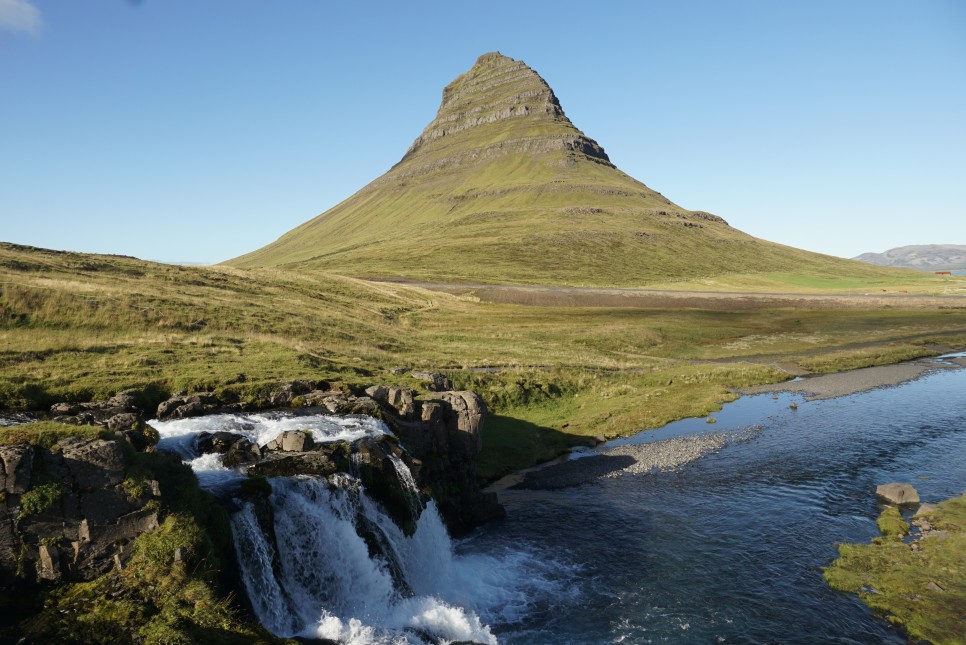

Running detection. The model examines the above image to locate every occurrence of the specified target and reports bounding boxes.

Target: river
[150,356,966,644]
[461,356,966,643]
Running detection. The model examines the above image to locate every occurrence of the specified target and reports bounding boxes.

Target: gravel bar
[740,356,964,401]
[512,427,760,490]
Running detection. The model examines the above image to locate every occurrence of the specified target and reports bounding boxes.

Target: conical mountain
[228,52,895,286]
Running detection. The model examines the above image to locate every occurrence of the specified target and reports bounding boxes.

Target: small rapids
[152,410,389,457]
[152,410,574,645]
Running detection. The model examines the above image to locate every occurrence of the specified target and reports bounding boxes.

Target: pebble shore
[512,427,760,490]
[740,355,965,400]
[601,429,754,478]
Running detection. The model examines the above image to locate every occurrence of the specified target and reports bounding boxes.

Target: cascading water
[231,476,498,644]
[152,410,573,645]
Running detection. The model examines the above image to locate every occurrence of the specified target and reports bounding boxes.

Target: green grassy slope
[4,242,966,477]
[227,52,911,287]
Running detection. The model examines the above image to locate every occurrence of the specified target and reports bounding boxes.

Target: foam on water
[231,475,573,644]
[151,410,388,460]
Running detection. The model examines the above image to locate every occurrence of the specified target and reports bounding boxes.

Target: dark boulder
[196,431,262,468]
[156,392,221,420]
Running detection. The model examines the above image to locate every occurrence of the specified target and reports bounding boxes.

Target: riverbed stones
[156,392,220,420]
[876,482,920,505]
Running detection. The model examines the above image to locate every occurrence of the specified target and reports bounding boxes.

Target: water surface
[463,362,966,644]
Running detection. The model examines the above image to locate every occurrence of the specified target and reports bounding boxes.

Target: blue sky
[1,0,964,264]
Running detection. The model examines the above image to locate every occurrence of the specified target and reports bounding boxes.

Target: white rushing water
[150,411,574,644]
[151,410,389,458]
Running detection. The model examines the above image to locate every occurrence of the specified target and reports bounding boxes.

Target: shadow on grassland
[477,413,595,483]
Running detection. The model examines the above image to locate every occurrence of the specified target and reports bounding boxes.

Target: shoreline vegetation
[3,242,966,482]
[825,493,966,645]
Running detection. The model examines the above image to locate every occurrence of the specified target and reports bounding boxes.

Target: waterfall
[151,410,572,644]
[387,452,424,522]
[232,475,498,644]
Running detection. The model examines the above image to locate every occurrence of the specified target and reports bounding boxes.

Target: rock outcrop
[369,388,504,533]
[42,376,503,535]
[46,392,157,449]
[1,437,161,586]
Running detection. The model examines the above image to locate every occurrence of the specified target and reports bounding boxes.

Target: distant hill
[854,245,966,271]
[228,52,906,287]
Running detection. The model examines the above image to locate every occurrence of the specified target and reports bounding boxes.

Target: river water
[149,358,966,644]
[461,358,966,644]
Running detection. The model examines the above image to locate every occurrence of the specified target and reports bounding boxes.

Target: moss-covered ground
[825,494,966,645]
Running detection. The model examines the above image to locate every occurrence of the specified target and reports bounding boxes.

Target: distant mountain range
[853,245,966,271]
[228,52,904,287]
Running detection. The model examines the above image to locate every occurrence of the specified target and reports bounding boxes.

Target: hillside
[4,241,966,478]
[854,244,966,271]
[227,52,902,287]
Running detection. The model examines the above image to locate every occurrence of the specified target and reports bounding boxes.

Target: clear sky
[1,0,964,264]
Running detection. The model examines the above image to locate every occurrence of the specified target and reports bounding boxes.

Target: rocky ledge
[1,435,163,586]
[41,373,504,535]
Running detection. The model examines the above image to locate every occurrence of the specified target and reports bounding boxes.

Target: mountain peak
[227,52,890,287]
[399,52,609,168]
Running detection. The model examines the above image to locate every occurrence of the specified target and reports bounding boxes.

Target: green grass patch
[875,506,910,539]
[0,421,109,447]
[825,494,966,645]
[797,345,939,373]
[17,481,65,519]
[2,242,965,481]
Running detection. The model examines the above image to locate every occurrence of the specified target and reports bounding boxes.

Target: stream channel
[157,354,966,644]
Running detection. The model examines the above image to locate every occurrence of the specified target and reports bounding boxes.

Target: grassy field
[3,242,966,479]
[825,494,966,645]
